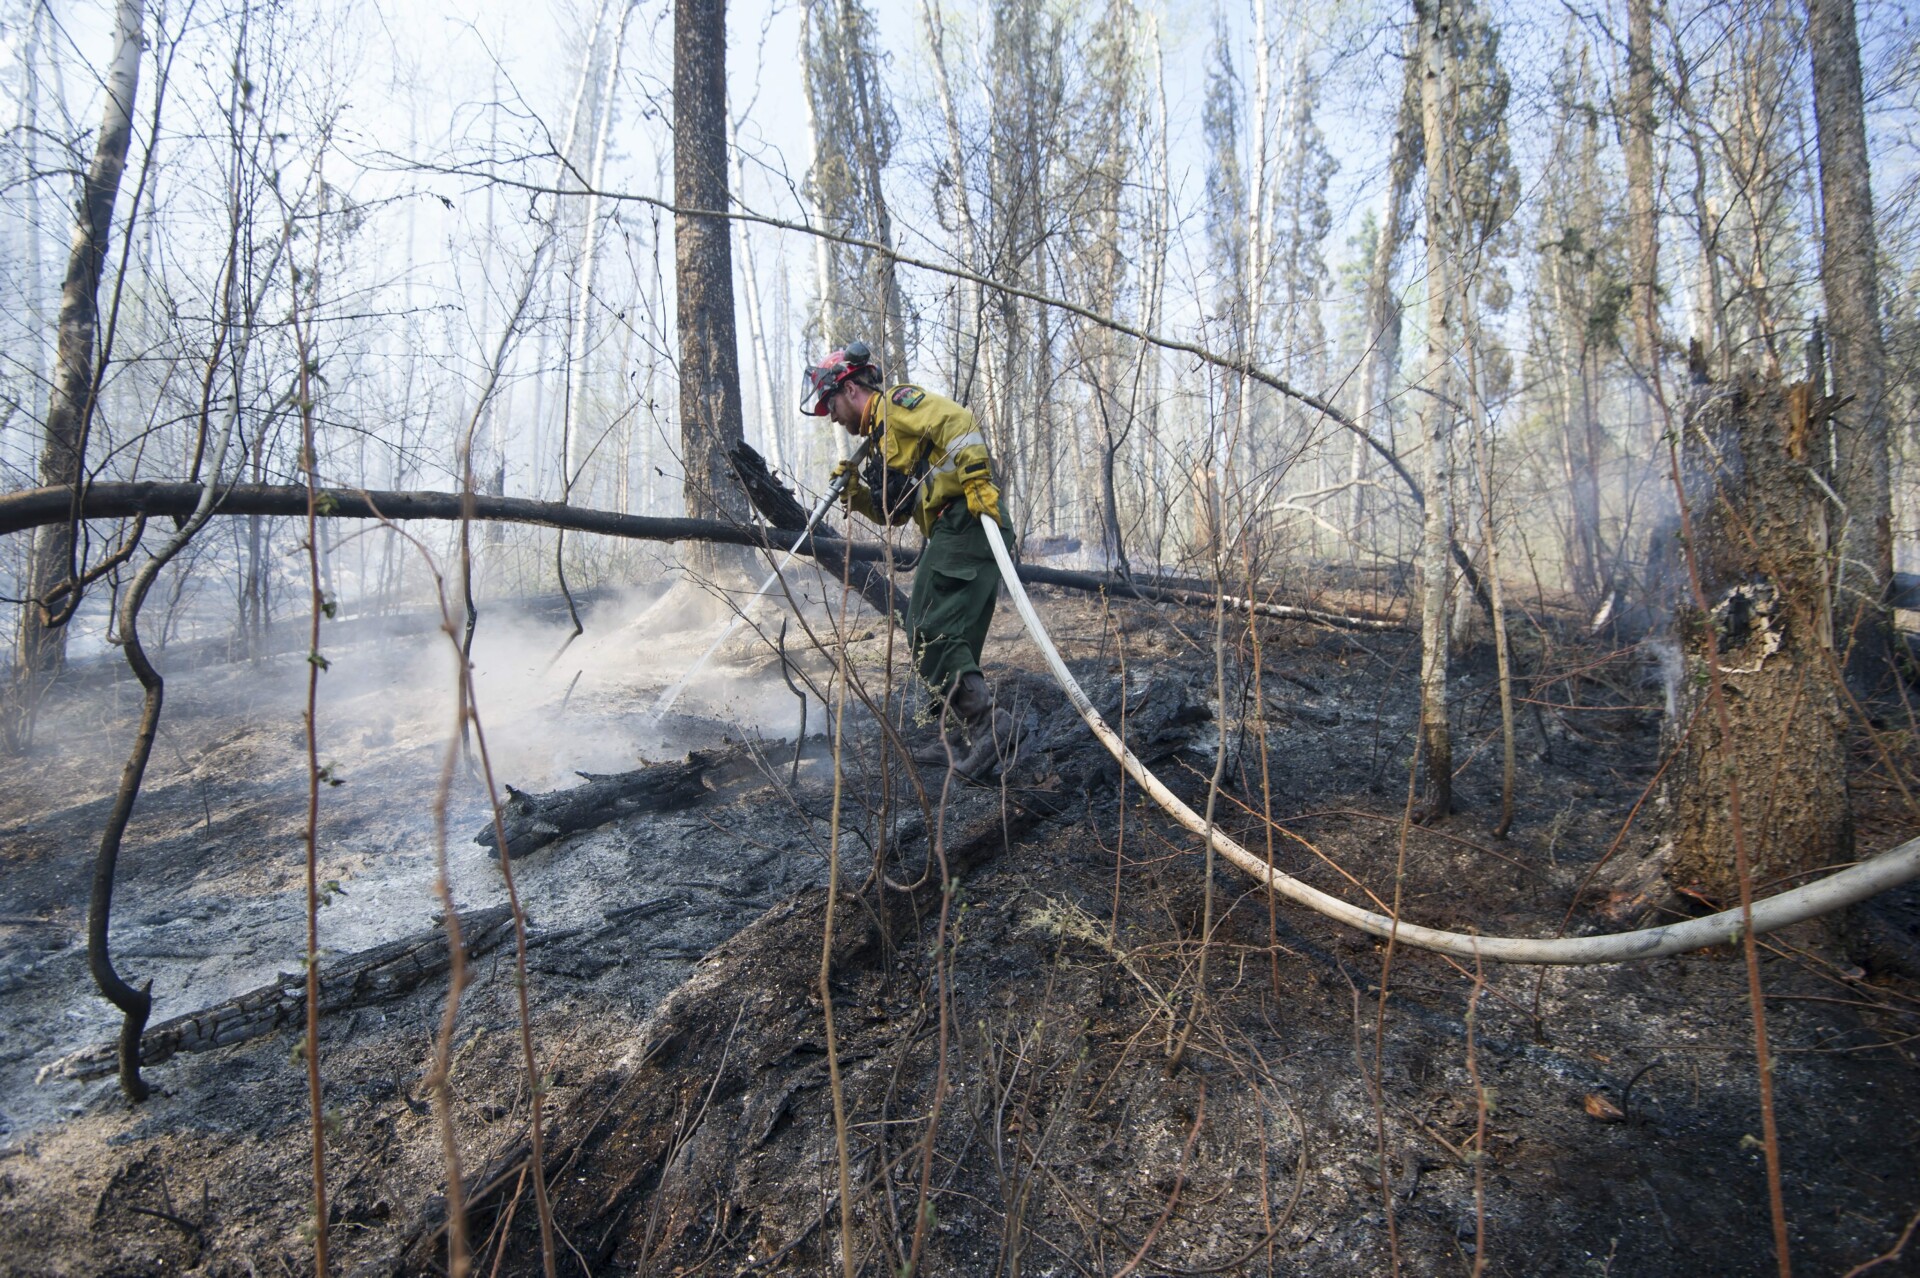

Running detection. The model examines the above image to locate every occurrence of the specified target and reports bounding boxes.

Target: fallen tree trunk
[40,906,512,1083]
[404,673,1213,1274]
[0,482,835,549]
[477,748,750,860]
[0,482,1402,631]
[728,444,1403,633]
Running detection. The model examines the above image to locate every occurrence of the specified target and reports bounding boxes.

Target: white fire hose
[979,518,1920,965]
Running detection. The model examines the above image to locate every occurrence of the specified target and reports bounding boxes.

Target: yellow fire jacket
[847,383,993,538]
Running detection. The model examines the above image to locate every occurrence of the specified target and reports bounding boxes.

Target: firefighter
[800,340,1014,778]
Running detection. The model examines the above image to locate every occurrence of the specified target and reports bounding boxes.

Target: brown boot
[949,672,1015,780]
[910,719,965,766]
[911,678,972,766]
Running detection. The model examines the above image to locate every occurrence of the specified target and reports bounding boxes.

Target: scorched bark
[1663,371,1851,902]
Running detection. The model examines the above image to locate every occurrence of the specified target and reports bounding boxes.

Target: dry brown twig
[1465,949,1490,1276]
[1370,736,1424,1276]
[281,142,333,1277]
[820,544,859,1278]
[1839,1202,1920,1277]
[903,724,960,1276]
[1166,511,1231,1076]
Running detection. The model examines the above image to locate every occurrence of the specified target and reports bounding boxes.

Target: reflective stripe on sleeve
[930,431,988,475]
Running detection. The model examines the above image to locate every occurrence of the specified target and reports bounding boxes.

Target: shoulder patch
[890,384,927,409]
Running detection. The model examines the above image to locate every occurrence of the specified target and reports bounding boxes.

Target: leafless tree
[674,0,751,569]
[1414,0,1459,819]
[6,0,144,748]
[1808,0,1891,685]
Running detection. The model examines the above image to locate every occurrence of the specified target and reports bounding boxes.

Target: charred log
[41,907,512,1084]
[1020,565,1404,631]
[476,747,752,860]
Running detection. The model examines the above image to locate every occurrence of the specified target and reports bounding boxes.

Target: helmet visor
[799,364,840,417]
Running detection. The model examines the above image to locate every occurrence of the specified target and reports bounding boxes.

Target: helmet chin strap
[852,386,881,435]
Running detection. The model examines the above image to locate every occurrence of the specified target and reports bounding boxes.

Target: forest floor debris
[1,581,1917,1275]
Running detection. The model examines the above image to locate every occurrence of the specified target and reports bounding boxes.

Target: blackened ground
[2,581,1918,1277]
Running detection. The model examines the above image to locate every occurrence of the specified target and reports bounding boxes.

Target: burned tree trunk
[1662,371,1851,903]
[1349,36,1420,548]
[728,441,908,620]
[674,0,751,571]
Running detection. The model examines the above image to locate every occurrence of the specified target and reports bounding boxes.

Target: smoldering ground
[2,565,1917,1277]
[0,550,870,1144]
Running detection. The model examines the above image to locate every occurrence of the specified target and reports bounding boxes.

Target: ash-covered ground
[1,565,1917,1277]
[0,568,857,1263]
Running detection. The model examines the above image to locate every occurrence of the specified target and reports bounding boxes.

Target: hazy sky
[34,0,1920,432]
[47,0,1397,291]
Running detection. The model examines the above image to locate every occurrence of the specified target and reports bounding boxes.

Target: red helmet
[799,339,879,416]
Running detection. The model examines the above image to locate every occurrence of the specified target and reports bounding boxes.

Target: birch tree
[981,0,1067,536]
[7,0,143,748]
[1065,0,1143,570]
[803,0,908,378]
[1268,45,1336,487]
[9,0,51,427]
[732,120,786,477]
[563,0,639,514]
[1200,12,1251,558]
[1348,38,1422,551]
[1412,0,1517,816]
[1678,0,1814,376]
[922,0,983,400]
[1532,42,1625,607]
[1415,0,1458,818]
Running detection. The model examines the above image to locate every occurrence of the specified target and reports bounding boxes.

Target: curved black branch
[90,551,172,1101]
[85,471,239,1099]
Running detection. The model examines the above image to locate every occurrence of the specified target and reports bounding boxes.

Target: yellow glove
[958,456,1001,523]
[830,458,867,508]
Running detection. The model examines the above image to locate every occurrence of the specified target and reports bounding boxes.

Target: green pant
[908,502,1011,698]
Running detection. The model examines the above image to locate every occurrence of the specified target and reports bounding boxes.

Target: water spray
[646,436,876,727]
